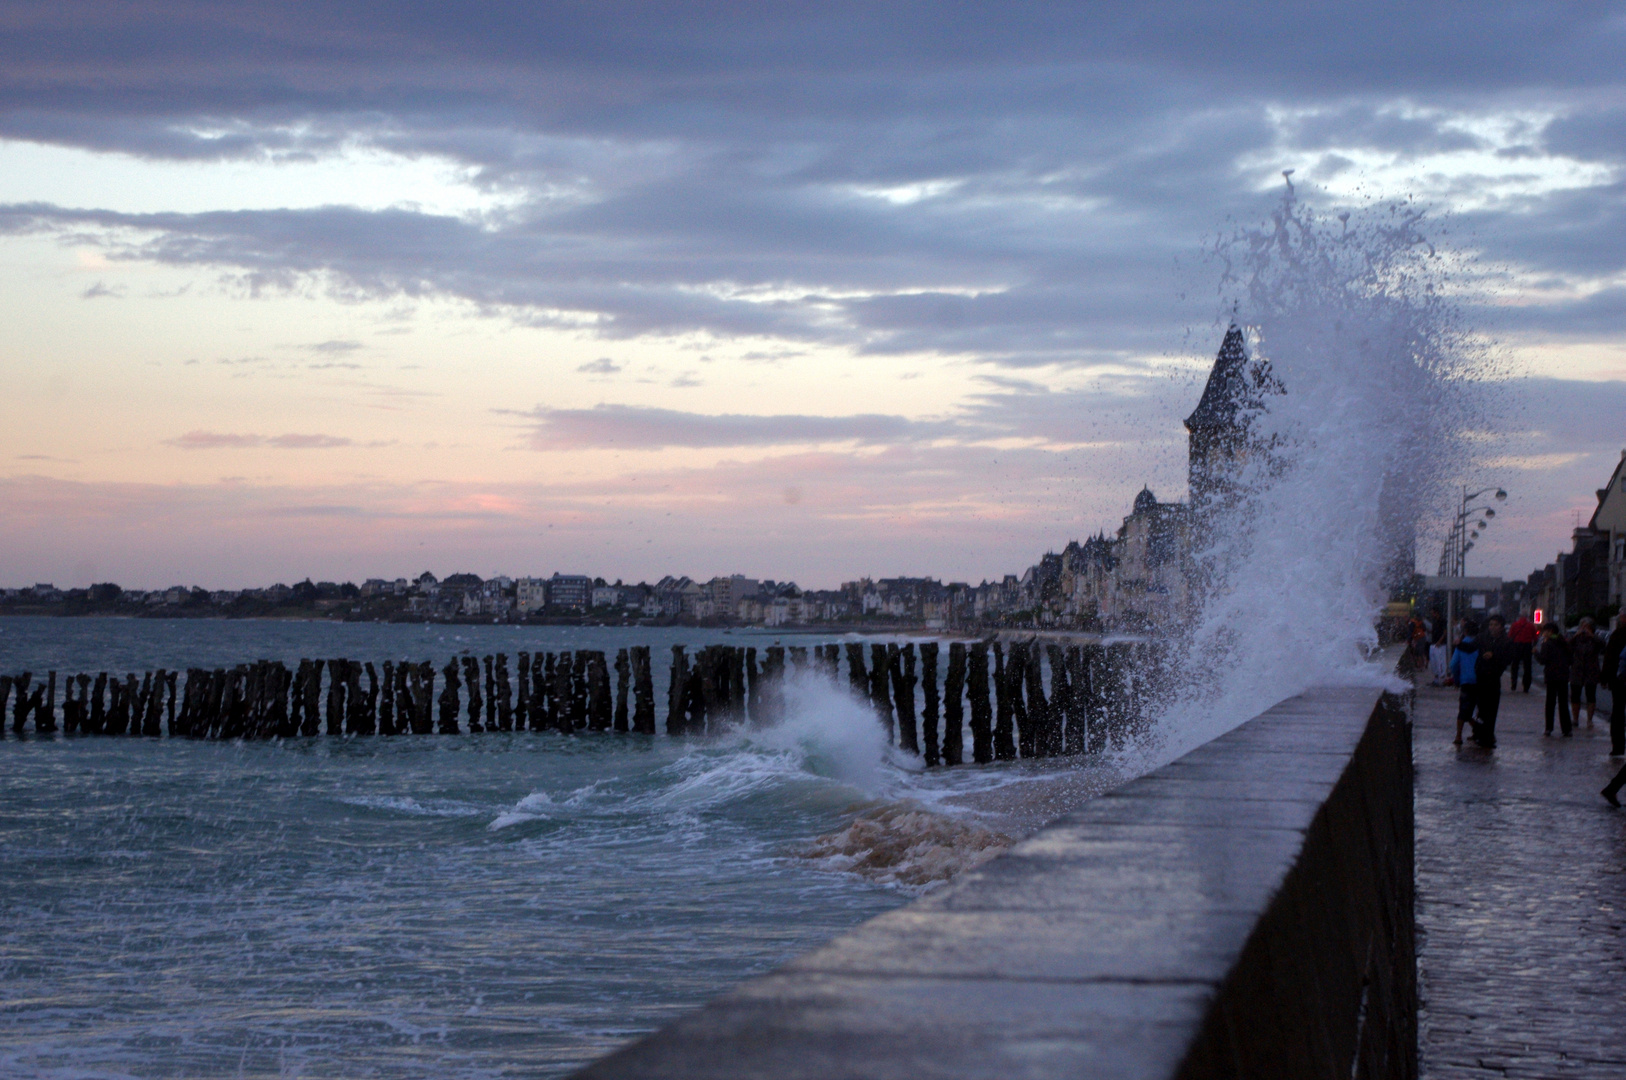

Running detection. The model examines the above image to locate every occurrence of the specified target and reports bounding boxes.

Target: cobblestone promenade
[1414,680,1626,1078]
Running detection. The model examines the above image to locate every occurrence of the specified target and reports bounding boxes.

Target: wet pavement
[1414,680,1626,1078]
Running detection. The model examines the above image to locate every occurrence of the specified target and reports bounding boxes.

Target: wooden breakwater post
[631,646,655,733]
[496,653,514,732]
[528,654,546,732]
[967,641,993,763]
[587,652,612,731]
[1020,640,1052,758]
[875,644,896,741]
[516,652,532,732]
[760,646,786,727]
[613,649,630,732]
[480,655,496,731]
[943,642,966,766]
[666,646,688,735]
[743,647,760,725]
[990,642,1014,761]
[1043,643,1069,757]
[732,647,750,724]
[1062,645,1087,756]
[891,643,919,754]
[920,642,940,766]
[439,659,462,734]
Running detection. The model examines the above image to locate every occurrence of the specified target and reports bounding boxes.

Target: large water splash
[1154,183,1490,759]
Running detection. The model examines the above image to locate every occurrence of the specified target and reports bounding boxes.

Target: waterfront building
[705,575,760,614]
[547,573,593,612]
[1522,448,1626,624]
[1596,450,1626,609]
[1100,487,1193,628]
[515,577,547,614]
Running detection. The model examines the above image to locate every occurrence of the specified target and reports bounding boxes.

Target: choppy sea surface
[0,617,1115,1079]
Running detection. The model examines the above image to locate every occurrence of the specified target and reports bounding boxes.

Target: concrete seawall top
[573,684,1414,1079]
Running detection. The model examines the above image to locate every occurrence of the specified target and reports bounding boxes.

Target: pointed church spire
[1184,324,1281,505]
[1183,324,1250,435]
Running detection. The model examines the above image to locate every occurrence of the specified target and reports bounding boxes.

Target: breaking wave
[1154,184,1490,760]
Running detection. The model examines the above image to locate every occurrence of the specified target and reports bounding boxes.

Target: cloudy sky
[3,2,1624,589]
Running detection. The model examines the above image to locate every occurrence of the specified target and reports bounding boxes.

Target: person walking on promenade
[1476,615,1513,747]
[1409,616,1431,674]
[1601,646,1626,806]
[1604,611,1626,757]
[1570,617,1602,729]
[1430,609,1451,686]
[1450,619,1483,747]
[1537,624,1573,737]
[1508,611,1537,692]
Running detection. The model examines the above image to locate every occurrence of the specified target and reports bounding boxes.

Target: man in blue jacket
[1450,619,1489,748]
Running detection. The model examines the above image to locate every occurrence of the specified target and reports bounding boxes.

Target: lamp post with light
[1439,486,1508,652]
[1439,486,1508,577]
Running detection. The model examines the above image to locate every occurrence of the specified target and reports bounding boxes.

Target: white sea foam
[488,791,557,830]
[752,675,900,792]
[339,793,486,817]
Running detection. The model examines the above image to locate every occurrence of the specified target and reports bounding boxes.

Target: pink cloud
[166,431,353,450]
[521,405,949,450]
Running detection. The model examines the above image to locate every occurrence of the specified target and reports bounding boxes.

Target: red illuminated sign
[1534,609,1544,625]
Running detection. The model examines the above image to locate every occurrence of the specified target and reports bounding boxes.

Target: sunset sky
[4,2,1625,589]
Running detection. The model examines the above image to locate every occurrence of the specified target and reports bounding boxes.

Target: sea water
[0,617,1099,1079]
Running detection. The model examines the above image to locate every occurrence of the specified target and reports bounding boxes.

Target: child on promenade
[1449,620,1482,747]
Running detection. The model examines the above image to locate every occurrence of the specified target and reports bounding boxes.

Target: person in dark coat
[1570,618,1602,729]
[1508,612,1537,691]
[1536,624,1573,737]
[1601,646,1626,806]
[1602,611,1626,757]
[1475,615,1514,747]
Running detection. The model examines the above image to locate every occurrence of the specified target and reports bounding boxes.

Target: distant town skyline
[3,4,1625,589]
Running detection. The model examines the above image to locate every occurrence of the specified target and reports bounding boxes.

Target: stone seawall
[572,685,1415,1080]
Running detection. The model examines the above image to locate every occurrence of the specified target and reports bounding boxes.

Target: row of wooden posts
[0,639,1161,764]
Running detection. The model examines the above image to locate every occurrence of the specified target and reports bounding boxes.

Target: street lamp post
[1439,486,1508,652]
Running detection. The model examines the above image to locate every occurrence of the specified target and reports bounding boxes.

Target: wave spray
[1153,183,1487,760]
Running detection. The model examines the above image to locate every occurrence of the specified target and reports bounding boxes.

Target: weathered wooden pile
[0,639,1162,763]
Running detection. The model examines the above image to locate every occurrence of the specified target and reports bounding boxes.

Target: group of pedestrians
[1440,613,1512,749]
[1532,615,1610,735]
[1413,609,1626,805]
